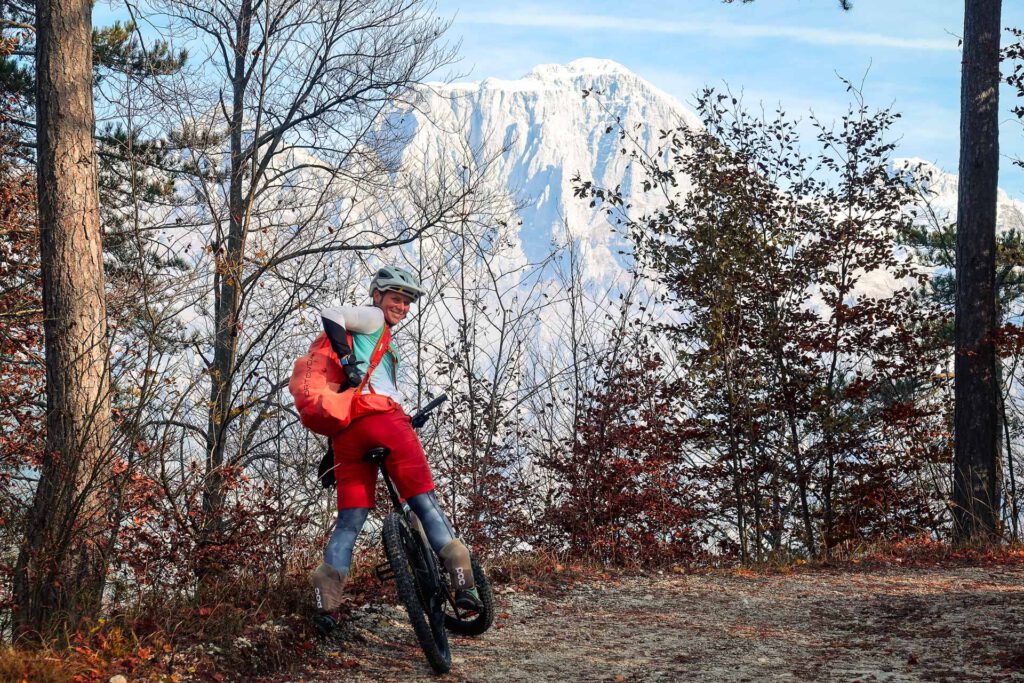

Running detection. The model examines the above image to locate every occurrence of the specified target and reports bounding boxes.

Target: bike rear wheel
[443,554,495,636]
[382,512,452,674]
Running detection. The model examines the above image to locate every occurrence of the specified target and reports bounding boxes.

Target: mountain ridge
[398,60,1024,283]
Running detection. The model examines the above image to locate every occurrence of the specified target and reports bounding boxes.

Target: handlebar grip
[411,393,447,424]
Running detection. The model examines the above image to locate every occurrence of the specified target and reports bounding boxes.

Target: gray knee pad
[309,562,346,613]
[325,507,369,576]
[406,491,456,552]
[439,539,474,590]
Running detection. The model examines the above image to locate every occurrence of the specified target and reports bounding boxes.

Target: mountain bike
[369,394,495,674]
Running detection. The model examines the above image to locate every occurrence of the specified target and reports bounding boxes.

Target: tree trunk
[953,0,1002,543]
[999,385,1019,539]
[14,0,112,640]
[726,371,748,563]
[787,413,816,556]
[201,0,253,584]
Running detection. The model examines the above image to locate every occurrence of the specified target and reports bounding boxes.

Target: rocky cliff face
[389,58,700,281]
[389,59,1024,287]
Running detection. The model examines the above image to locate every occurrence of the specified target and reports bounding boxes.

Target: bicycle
[368,394,495,674]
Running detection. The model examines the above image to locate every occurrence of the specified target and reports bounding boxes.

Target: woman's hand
[341,354,365,387]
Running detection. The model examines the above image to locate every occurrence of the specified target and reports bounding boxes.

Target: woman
[307,266,480,633]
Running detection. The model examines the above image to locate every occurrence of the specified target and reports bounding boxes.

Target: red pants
[331,409,435,509]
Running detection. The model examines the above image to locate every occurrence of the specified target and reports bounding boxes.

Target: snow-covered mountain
[388,58,700,281]
[899,157,1024,234]
[388,59,1024,287]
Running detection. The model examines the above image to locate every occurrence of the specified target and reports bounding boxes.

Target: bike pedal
[374,561,395,581]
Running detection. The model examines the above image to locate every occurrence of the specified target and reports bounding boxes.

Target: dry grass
[0,569,320,683]
[0,645,79,683]
[694,537,1024,576]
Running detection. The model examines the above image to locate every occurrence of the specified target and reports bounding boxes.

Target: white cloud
[457,12,957,52]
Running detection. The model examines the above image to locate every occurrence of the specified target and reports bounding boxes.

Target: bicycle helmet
[369,266,426,301]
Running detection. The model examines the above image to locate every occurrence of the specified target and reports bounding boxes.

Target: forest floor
[285,562,1024,683]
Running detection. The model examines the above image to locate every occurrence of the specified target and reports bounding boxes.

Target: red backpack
[288,325,397,437]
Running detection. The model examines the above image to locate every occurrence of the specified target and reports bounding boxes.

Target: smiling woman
[377,290,413,326]
[369,266,425,325]
[297,266,482,635]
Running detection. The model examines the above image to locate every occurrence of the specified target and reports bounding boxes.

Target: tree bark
[201,0,253,584]
[953,0,1002,543]
[999,388,1019,539]
[14,0,112,639]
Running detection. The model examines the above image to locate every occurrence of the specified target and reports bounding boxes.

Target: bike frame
[366,394,459,613]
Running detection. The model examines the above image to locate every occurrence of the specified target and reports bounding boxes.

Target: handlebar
[410,393,447,426]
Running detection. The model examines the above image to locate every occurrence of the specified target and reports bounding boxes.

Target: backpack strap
[358,325,391,395]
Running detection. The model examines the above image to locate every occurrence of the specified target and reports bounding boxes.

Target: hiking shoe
[454,587,482,612]
[312,611,340,636]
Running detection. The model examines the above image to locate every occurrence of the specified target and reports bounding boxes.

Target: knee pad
[324,507,369,576]
[439,539,475,590]
[407,491,456,551]
[309,562,346,613]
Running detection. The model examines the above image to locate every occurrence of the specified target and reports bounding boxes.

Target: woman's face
[374,289,413,326]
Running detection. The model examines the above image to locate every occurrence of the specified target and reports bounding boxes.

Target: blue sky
[434,0,1024,198]
[93,1,1024,198]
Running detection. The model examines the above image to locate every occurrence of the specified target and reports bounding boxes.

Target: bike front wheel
[382,512,452,674]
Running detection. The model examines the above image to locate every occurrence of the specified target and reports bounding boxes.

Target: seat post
[364,447,404,511]
[379,464,405,512]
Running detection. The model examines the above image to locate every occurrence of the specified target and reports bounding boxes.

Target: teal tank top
[351,325,398,386]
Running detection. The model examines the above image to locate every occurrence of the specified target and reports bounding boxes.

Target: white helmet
[369,266,426,301]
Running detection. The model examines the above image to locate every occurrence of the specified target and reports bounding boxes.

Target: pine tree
[13,0,112,639]
[953,0,1003,543]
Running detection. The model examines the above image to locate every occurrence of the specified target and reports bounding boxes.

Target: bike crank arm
[444,594,475,619]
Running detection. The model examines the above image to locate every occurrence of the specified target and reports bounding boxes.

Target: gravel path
[296,565,1024,682]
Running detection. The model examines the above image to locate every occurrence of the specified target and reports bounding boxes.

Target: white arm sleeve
[319,306,384,334]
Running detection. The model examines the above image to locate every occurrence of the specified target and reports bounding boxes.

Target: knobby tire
[382,512,452,674]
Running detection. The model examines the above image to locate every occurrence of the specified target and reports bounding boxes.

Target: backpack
[289,325,398,487]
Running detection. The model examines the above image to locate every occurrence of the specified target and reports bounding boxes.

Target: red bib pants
[330,409,435,509]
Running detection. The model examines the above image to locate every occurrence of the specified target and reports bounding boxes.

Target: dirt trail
[301,565,1024,682]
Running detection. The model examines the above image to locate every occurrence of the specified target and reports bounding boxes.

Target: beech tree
[540,287,705,565]
[724,0,1006,545]
[577,89,948,559]
[121,0,466,582]
[396,164,550,551]
[999,26,1024,539]
[0,90,42,638]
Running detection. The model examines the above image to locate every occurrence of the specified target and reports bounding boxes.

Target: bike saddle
[364,446,390,464]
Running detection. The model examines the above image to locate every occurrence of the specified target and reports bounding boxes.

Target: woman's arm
[319,306,383,360]
[320,306,384,335]
[319,306,385,387]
